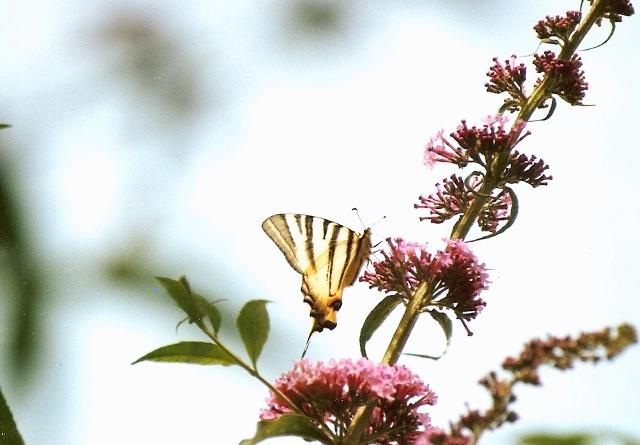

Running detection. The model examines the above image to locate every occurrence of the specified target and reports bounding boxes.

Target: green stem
[343,281,431,443]
[381,281,431,365]
[344,2,616,443]
[345,2,613,443]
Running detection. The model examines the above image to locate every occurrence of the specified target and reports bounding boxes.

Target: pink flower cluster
[592,0,635,23]
[261,358,437,444]
[533,11,582,43]
[423,116,527,171]
[478,191,511,232]
[503,150,552,187]
[361,238,488,331]
[418,116,550,234]
[415,175,477,224]
[415,174,517,234]
[485,56,527,112]
[533,51,587,105]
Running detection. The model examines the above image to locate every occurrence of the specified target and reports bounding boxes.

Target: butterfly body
[262,213,371,334]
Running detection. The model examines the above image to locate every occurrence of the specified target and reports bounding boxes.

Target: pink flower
[423,129,470,169]
[533,11,582,43]
[533,51,587,105]
[361,238,488,333]
[504,150,552,188]
[419,428,472,445]
[415,175,478,224]
[260,358,437,444]
[478,191,511,233]
[422,116,529,173]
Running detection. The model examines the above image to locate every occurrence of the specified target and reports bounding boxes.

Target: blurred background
[0,1,638,444]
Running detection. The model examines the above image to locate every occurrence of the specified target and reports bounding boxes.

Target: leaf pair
[155,276,222,334]
[359,295,452,360]
[133,277,271,370]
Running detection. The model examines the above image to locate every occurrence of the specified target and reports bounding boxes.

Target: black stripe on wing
[304,215,316,275]
[335,229,356,293]
[326,222,342,292]
[262,214,304,274]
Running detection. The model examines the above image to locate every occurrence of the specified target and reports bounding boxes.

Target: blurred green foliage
[0,385,25,445]
[0,141,44,385]
[518,431,640,445]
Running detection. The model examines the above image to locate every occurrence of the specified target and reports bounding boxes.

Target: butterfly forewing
[262,213,371,335]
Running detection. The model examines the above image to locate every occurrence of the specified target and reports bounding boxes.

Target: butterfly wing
[262,214,371,332]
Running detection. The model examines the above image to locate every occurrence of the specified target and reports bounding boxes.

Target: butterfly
[262,213,371,355]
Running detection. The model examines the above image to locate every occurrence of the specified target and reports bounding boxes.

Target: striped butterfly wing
[262,214,371,334]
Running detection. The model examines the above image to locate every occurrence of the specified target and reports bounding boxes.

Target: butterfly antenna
[352,207,365,228]
[371,215,387,228]
[352,208,387,230]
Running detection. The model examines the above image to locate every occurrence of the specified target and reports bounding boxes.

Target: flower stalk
[344,0,635,441]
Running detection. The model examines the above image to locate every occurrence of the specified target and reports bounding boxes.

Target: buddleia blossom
[450,115,526,167]
[503,150,552,187]
[418,115,550,234]
[423,129,469,169]
[478,191,511,233]
[415,174,519,233]
[414,175,477,224]
[588,0,635,24]
[361,238,488,331]
[417,428,471,445]
[428,324,638,444]
[260,358,437,444]
[533,51,587,105]
[423,115,529,168]
[533,11,582,43]
[485,56,527,112]
[502,323,638,384]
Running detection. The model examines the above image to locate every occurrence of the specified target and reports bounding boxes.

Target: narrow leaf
[239,414,330,445]
[359,295,401,358]
[403,351,442,360]
[132,341,237,366]
[0,124,11,130]
[468,187,519,243]
[236,300,270,368]
[404,310,452,360]
[429,310,453,346]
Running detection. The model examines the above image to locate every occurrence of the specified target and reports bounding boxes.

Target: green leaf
[403,310,452,360]
[236,300,270,368]
[156,276,200,320]
[359,295,401,358]
[0,124,11,130]
[156,276,222,332]
[239,414,330,445]
[132,341,237,366]
[428,309,452,347]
